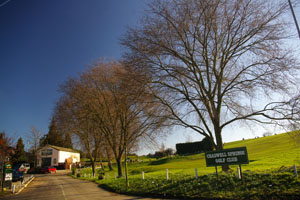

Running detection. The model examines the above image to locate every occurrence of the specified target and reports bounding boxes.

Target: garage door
[42,157,51,167]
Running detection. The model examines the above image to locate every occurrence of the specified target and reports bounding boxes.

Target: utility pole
[288,0,300,39]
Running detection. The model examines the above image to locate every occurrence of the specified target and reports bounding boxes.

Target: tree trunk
[107,158,113,171]
[99,159,104,170]
[106,149,113,171]
[98,152,104,169]
[116,158,123,177]
[215,128,230,171]
[34,150,37,168]
[91,159,96,177]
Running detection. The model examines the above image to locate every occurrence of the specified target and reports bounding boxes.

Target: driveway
[3,170,163,200]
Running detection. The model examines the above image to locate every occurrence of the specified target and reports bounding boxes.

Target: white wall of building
[36,146,80,167]
[58,151,80,163]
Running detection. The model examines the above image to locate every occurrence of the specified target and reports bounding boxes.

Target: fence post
[166,169,169,180]
[237,167,241,179]
[12,184,15,193]
[142,171,144,180]
[195,168,198,179]
[294,164,298,178]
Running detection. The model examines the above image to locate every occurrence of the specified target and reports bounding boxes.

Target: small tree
[12,137,27,165]
[160,143,165,155]
[0,132,13,164]
[263,132,273,137]
[165,148,174,156]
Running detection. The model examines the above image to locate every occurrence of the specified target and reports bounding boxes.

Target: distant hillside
[76,132,300,200]
[224,132,300,170]
[125,132,300,176]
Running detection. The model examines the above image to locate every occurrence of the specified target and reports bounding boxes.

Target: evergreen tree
[40,118,72,148]
[39,134,48,147]
[46,117,64,147]
[12,137,27,164]
[64,132,73,149]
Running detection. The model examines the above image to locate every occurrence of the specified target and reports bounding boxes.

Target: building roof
[42,145,79,153]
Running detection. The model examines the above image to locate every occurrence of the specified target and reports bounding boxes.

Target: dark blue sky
[0,0,146,146]
[1,0,299,153]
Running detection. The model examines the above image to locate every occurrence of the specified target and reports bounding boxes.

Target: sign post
[239,164,243,182]
[205,147,249,182]
[3,164,13,189]
[215,166,218,184]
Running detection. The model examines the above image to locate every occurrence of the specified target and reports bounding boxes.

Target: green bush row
[97,169,300,200]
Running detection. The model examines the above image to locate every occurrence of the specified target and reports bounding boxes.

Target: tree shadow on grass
[148,158,170,166]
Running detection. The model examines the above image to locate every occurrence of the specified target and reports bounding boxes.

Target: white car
[22,163,30,173]
[15,163,30,173]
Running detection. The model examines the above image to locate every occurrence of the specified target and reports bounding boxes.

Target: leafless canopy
[56,60,168,177]
[122,0,300,150]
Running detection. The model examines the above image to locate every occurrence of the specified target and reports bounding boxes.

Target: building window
[53,158,56,164]
[41,149,53,156]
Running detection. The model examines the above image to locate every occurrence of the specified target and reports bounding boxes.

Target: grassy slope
[76,132,300,199]
[80,132,300,178]
[224,132,300,170]
[119,132,300,178]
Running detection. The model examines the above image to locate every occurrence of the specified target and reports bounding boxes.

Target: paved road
[3,170,162,200]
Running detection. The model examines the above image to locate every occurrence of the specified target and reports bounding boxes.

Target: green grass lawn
[118,132,300,177]
[74,132,300,199]
[225,132,300,170]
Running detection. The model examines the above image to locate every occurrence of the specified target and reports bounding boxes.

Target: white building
[37,145,80,168]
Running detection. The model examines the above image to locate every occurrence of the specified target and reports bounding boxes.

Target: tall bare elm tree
[122,0,300,169]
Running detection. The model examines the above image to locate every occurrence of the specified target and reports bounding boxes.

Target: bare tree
[54,93,103,177]
[59,60,168,183]
[27,126,43,167]
[165,148,174,156]
[122,0,300,170]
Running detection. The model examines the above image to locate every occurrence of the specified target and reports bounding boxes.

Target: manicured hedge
[176,137,213,155]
